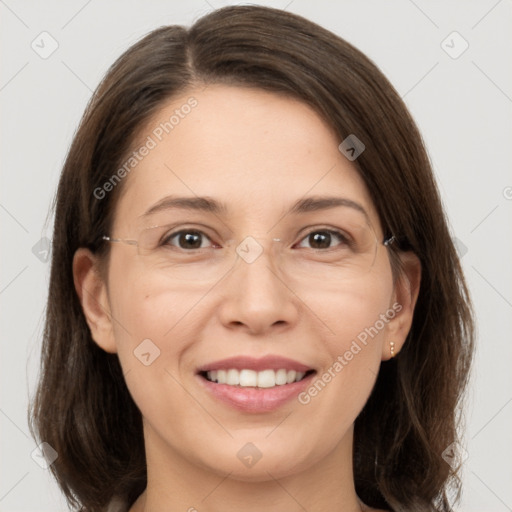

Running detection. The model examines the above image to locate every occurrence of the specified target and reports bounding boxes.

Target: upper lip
[197,355,314,373]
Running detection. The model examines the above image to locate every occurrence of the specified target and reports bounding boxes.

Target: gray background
[1,0,511,510]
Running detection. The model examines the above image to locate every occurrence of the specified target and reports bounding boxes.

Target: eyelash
[160,227,351,251]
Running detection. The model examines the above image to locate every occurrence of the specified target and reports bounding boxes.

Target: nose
[216,238,299,336]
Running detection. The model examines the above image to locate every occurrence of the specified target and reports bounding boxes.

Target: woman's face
[80,84,413,481]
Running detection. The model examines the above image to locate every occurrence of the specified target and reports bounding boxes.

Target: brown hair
[29,5,474,511]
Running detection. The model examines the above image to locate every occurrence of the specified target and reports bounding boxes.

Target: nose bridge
[217,234,297,332]
[228,234,286,289]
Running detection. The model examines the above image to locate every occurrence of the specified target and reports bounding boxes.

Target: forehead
[113,84,379,232]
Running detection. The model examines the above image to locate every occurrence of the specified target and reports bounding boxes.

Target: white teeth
[287,370,296,383]
[205,368,309,387]
[257,369,275,388]
[275,369,288,385]
[239,369,257,387]
[226,369,239,386]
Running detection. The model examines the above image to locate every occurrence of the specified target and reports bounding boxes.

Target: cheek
[306,269,393,351]
[109,250,195,329]
[107,258,203,370]
[106,270,202,425]
[297,268,393,414]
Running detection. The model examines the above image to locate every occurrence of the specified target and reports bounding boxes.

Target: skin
[74,84,420,512]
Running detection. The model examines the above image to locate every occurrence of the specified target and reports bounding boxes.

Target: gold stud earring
[390,341,395,358]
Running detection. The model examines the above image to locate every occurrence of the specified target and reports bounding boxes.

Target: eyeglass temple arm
[102,235,138,246]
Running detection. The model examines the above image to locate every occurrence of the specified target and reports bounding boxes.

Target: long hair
[28,6,474,511]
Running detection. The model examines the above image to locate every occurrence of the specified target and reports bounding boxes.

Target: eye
[162,229,215,250]
[295,229,349,250]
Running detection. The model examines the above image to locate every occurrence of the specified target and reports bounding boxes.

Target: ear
[383,251,421,360]
[73,248,117,354]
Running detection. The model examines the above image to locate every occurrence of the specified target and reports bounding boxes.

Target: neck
[130,423,364,512]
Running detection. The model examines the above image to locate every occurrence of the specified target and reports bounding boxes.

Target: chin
[196,439,324,483]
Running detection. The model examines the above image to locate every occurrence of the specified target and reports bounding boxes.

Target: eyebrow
[141,194,369,220]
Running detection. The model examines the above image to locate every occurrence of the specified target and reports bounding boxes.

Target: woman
[29,5,474,512]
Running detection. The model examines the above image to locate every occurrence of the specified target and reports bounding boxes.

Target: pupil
[180,232,202,249]
[310,232,330,249]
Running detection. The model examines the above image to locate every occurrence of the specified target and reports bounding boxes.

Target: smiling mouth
[199,368,316,388]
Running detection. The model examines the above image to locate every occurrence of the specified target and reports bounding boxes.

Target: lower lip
[197,372,316,413]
